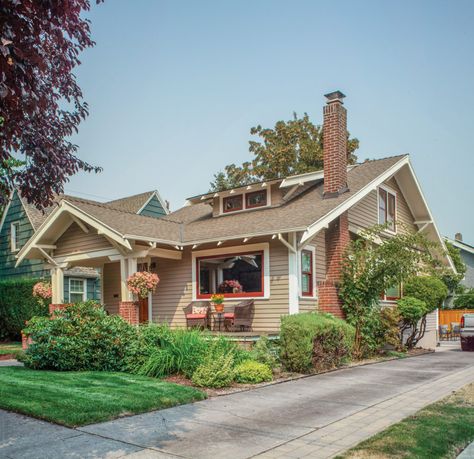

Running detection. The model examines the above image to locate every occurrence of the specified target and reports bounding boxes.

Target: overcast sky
[68,0,474,242]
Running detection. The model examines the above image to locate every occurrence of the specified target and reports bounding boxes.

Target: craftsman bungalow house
[15,92,454,348]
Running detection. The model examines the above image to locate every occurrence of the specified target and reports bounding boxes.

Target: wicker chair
[223,299,254,332]
[183,301,211,329]
[439,324,449,341]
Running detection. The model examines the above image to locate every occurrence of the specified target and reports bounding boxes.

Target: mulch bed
[0,354,17,361]
[164,347,434,397]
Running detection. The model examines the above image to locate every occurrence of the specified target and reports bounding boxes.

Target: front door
[137,262,149,323]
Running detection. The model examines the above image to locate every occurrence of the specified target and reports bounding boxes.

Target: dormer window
[378,186,396,232]
[223,195,243,213]
[246,190,267,209]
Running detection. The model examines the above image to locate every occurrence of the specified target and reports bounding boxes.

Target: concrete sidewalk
[1,349,473,459]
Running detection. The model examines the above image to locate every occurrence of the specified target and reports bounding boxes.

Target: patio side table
[212,311,225,331]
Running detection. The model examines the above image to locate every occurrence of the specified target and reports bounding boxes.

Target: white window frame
[219,186,272,215]
[10,221,20,252]
[377,185,397,234]
[191,242,270,300]
[69,278,86,302]
[298,245,317,299]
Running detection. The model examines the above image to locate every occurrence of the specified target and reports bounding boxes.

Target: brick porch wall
[119,301,139,325]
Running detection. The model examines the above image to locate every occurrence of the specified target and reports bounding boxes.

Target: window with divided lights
[197,250,264,298]
[223,195,243,213]
[300,250,313,296]
[69,279,86,303]
[246,190,267,209]
[378,187,396,232]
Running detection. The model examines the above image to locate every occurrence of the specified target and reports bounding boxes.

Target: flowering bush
[218,279,243,294]
[32,282,52,300]
[127,272,160,299]
[210,293,224,305]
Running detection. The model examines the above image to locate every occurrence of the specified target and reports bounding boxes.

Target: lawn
[0,342,22,357]
[338,383,474,459]
[0,367,206,427]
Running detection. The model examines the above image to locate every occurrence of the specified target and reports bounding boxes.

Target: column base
[119,301,139,325]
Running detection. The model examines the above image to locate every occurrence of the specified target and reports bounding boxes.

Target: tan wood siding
[103,262,120,315]
[54,222,111,256]
[348,177,417,234]
[299,230,325,313]
[152,239,289,331]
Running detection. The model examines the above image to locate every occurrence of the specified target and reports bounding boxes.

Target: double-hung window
[10,222,20,252]
[300,249,314,297]
[378,187,396,232]
[69,279,86,303]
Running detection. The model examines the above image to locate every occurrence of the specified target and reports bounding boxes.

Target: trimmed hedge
[0,278,48,340]
[280,312,355,373]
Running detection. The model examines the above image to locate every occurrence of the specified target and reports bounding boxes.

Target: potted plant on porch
[210,293,225,313]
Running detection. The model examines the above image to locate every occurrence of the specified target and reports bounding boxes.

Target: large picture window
[196,250,264,298]
[301,250,313,296]
[378,187,396,232]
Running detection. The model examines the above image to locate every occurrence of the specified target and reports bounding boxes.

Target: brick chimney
[455,232,463,242]
[323,91,349,198]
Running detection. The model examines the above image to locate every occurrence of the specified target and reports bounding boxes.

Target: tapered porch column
[119,257,139,324]
[51,267,64,304]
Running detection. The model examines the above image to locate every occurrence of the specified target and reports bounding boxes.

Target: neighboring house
[0,190,169,303]
[16,91,454,348]
[445,233,474,291]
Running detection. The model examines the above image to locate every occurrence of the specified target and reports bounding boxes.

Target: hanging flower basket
[32,281,52,300]
[127,271,160,299]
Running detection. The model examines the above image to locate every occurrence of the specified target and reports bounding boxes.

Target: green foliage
[403,276,448,312]
[378,306,402,349]
[441,242,466,292]
[280,312,354,373]
[250,336,280,369]
[191,353,234,388]
[210,113,359,191]
[0,278,49,340]
[233,360,272,384]
[397,296,429,349]
[339,224,439,358]
[22,302,138,371]
[453,288,474,309]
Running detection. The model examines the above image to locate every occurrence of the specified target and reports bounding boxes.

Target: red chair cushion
[186,314,206,319]
[224,313,235,319]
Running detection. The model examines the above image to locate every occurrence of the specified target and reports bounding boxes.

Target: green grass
[0,367,206,427]
[0,342,22,356]
[338,383,474,459]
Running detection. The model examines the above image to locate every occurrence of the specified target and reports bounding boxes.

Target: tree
[0,0,103,210]
[339,224,439,358]
[441,242,466,294]
[453,288,474,309]
[209,113,359,191]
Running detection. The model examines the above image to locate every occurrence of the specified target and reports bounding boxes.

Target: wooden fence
[438,309,474,327]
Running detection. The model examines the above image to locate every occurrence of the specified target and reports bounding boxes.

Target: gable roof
[106,190,169,215]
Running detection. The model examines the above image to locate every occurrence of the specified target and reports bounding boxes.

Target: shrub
[0,278,49,340]
[403,276,448,312]
[453,289,474,309]
[397,296,428,349]
[192,353,234,388]
[22,301,138,371]
[233,360,272,384]
[378,306,401,349]
[250,336,279,369]
[280,312,354,373]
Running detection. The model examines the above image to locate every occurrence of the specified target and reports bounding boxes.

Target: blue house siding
[139,195,167,218]
[0,192,47,280]
[460,250,474,289]
[63,277,101,302]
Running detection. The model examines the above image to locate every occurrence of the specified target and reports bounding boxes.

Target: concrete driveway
[1,349,474,459]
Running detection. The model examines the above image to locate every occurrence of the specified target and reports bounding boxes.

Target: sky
[68,0,474,242]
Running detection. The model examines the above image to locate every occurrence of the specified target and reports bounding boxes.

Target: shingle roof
[19,195,59,230]
[106,191,155,213]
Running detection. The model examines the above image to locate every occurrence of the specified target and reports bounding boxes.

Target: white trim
[377,184,398,235]
[219,186,271,216]
[137,190,170,216]
[280,170,324,188]
[54,248,122,264]
[0,190,14,236]
[445,237,474,255]
[288,233,299,314]
[10,221,20,252]
[298,244,317,299]
[69,277,87,302]
[148,292,153,323]
[191,242,270,300]
[299,156,410,247]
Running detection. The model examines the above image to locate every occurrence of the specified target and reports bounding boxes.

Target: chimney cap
[324,90,346,103]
